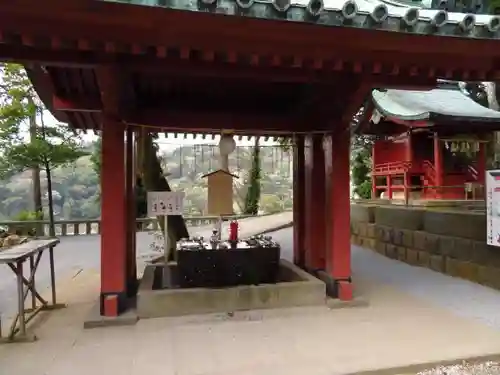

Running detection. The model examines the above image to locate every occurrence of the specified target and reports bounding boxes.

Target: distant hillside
[0,144,293,220]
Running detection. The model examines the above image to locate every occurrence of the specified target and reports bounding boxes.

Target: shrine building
[364,81,500,202]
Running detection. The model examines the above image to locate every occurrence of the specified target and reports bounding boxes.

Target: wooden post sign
[147,191,184,217]
[486,170,500,247]
[147,191,185,263]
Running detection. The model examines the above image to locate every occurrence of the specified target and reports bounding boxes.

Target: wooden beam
[342,80,375,123]
[2,0,500,64]
[124,109,308,133]
[52,95,101,112]
[95,66,120,118]
[2,43,497,84]
[95,65,137,118]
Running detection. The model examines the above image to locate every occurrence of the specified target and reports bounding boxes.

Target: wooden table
[0,238,66,343]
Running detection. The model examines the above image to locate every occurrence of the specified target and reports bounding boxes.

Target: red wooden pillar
[405,131,412,162]
[100,119,128,317]
[386,176,393,199]
[323,135,333,269]
[478,142,486,199]
[403,172,410,205]
[325,131,352,300]
[125,128,137,296]
[304,134,326,271]
[371,145,377,199]
[293,135,306,267]
[404,130,412,204]
[433,133,443,197]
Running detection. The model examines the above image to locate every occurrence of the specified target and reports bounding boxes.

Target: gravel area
[418,362,500,375]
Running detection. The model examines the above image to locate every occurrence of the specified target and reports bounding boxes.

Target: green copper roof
[371,83,500,121]
[104,0,500,39]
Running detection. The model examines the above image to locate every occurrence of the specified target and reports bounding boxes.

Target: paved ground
[0,212,293,316]
[5,221,500,374]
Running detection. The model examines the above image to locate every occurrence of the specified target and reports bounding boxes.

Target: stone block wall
[351,204,500,289]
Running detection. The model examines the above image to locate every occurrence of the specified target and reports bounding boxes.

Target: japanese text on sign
[147,191,185,216]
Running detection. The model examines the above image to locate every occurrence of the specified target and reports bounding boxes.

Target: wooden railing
[373,161,411,175]
[0,214,256,237]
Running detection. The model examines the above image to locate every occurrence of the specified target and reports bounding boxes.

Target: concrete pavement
[4,225,500,374]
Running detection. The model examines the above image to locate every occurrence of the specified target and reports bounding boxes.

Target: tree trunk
[244,137,261,215]
[28,100,42,218]
[44,160,56,237]
[136,131,188,261]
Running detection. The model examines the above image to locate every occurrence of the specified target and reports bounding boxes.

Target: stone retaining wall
[351,204,500,289]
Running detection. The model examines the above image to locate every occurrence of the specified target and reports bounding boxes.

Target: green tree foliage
[0,63,87,234]
[351,148,371,199]
[0,64,44,215]
[0,64,36,138]
[461,81,500,168]
[0,123,87,175]
[1,142,292,220]
[244,139,262,215]
[0,122,88,235]
[90,137,101,178]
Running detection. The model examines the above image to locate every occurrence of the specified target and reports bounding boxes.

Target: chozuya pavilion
[1,0,499,317]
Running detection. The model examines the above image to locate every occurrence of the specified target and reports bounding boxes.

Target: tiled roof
[105,0,500,39]
[371,84,500,121]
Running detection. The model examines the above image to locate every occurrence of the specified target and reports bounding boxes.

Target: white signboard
[486,170,500,247]
[147,191,184,217]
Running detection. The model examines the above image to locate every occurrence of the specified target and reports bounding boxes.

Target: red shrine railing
[373,161,411,175]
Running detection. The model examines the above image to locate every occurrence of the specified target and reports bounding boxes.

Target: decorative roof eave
[371,86,500,124]
[371,93,432,121]
[201,169,239,178]
[107,0,500,40]
[430,113,500,123]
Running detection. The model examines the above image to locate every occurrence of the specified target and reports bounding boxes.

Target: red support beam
[2,0,500,76]
[433,132,443,197]
[326,130,352,300]
[387,175,393,199]
[403,172,410,205]
[51,94,304,132]
[100,118,128,317]
[127,110,298,133]
[293,135,306,268]
[125,128,137,297]
[371,144,377,199]
[304,134,326,271]
[52,95,100,112]
[405,131,413,162]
